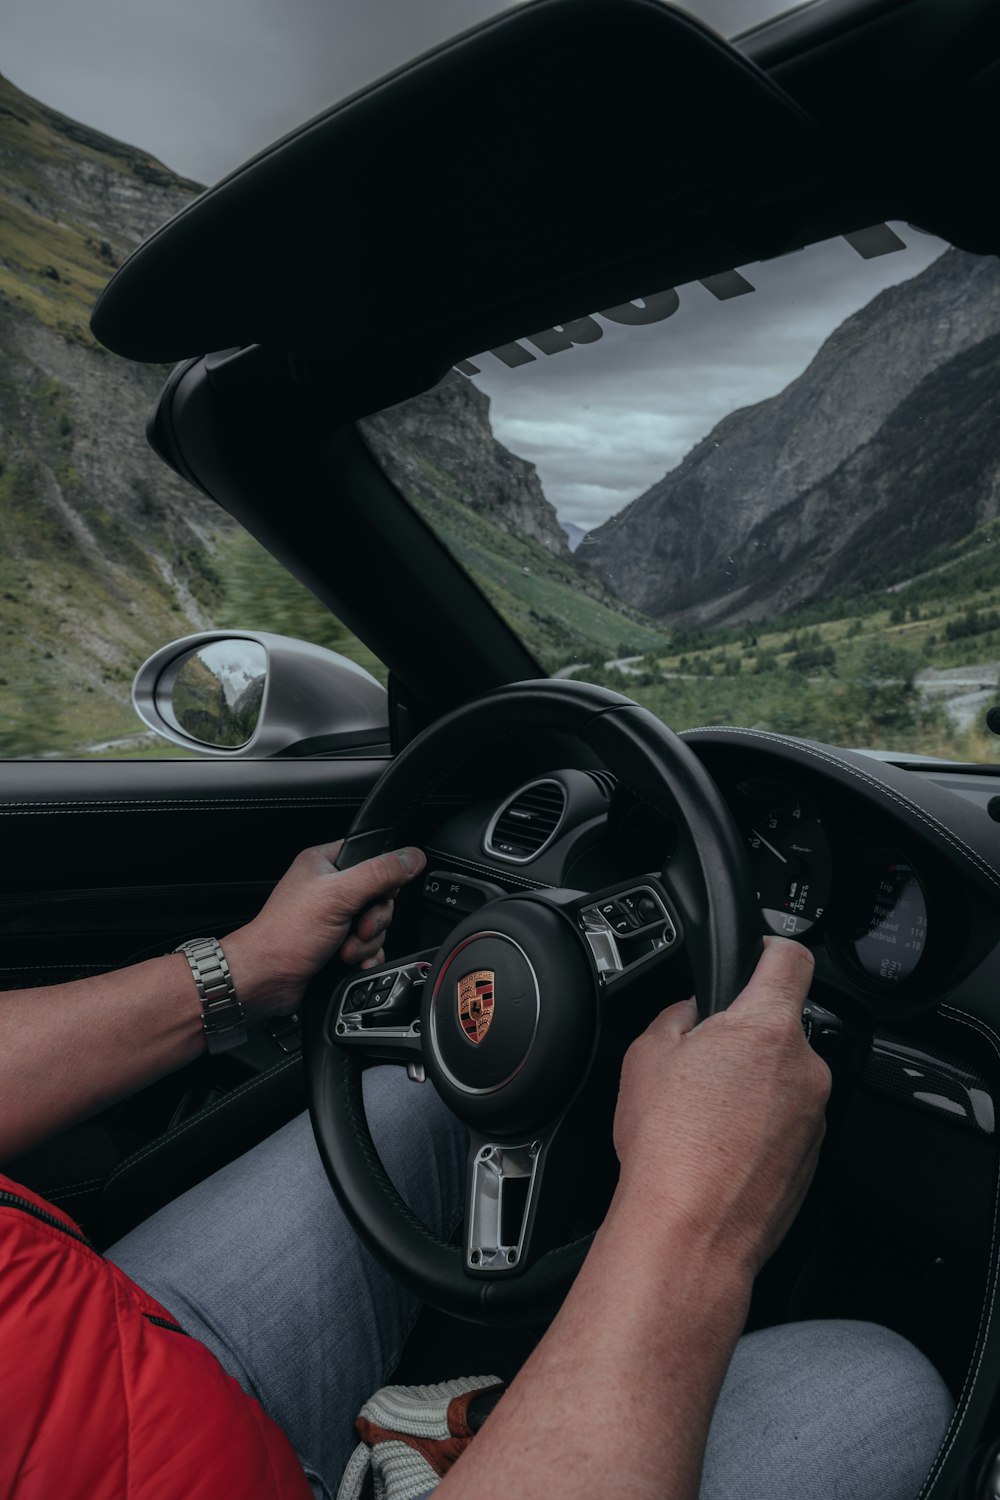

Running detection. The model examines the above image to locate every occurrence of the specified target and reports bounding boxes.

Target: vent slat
[486,779,567,862]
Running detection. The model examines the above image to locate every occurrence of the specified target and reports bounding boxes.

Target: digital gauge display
[732,778,833,937]
[850,846,928,985]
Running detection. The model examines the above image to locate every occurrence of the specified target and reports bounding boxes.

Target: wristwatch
[175,937,248,1053]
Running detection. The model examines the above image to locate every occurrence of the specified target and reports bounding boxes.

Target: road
[916,663,1000,731]
[555,655,649,678]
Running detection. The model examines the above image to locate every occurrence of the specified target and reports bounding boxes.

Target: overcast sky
[5,0,947,529]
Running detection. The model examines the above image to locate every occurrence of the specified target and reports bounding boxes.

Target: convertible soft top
[91,0,1000,403]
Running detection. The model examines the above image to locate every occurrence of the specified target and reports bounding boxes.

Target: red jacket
[0,1173,313,1500]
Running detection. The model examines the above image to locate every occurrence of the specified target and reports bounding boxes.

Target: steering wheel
[305,679,761,1322]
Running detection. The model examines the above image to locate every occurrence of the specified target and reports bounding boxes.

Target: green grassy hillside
[212,531,387,685]
[583,524,1000,762]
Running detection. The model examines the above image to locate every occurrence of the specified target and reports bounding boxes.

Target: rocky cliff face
[734,330,1000,614]
[362,377,571,557]
[581,248,1000,624]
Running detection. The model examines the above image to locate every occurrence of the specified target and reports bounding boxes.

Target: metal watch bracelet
[175,937,248,1054]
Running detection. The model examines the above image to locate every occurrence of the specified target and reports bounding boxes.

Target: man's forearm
[0,928,284,1162]
[0,845,423,1164]
[0,952,222,1163]
[436,1185,754,1500]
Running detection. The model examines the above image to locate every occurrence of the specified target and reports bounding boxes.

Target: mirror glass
[168,640,267,748]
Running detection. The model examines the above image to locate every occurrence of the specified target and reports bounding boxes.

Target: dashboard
[339,721,1000,1420]
[415,725,1000,1034]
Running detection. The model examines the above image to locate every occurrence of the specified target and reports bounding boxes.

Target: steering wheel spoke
[464,1130,544,1275]
[464,1108,589,1277]
[570,878,681,989]
[330,952,434,1066]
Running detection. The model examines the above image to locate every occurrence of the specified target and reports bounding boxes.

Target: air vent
[485,779,567,863]
[586,770,618,799]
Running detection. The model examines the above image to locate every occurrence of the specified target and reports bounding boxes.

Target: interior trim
[917,1005,1000,1499]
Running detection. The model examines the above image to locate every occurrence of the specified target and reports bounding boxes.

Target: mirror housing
[132,630,388,758]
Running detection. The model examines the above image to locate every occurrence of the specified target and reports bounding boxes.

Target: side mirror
[132,630,389,758]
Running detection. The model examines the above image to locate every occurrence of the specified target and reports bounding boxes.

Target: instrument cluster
[427,749,986,1014]
[727,774,931,994]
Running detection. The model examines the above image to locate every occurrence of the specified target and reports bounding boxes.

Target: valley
[2,71,1000,763]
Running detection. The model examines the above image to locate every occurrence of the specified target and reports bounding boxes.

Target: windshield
[362,224,1000,763]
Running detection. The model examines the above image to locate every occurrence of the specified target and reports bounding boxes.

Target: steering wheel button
[636,894,661,925]
[343,980,373,1013]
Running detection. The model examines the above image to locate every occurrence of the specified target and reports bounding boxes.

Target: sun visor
[91,0,829,383]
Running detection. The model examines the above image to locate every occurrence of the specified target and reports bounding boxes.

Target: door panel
[0,759,385,894]
[0,756,387,1241]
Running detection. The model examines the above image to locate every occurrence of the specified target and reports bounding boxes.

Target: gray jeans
[108,1067,954,1499]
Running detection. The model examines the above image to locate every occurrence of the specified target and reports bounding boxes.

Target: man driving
[0,843,953,1499]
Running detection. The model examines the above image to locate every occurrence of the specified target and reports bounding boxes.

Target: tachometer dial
[732,778,832,937]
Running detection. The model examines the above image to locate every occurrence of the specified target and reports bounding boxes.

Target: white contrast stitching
[685,727,1000,894]
[0,796,364,816]
[45,1180,105,1201]
[915,1004,1000,1499]
[103,1054,302,1188]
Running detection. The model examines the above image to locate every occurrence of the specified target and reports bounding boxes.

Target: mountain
[0,74,666,752]
[363,378,570,557]
[734,330,1000,612]
[580,248,1000,626]
[0,73,227,751]
[361,381,667,668]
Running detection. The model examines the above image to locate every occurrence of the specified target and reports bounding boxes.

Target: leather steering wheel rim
[305,679,761,1322]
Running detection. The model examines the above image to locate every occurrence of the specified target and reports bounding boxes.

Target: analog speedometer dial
[731,777,832,937]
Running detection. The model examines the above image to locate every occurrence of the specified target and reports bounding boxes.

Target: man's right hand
[612,937,831,1281]
[436,939,830,1500]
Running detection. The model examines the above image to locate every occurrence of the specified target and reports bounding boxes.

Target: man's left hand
[224,842,426,1020]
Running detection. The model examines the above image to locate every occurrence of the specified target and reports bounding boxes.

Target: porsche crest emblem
[458,969,495,1045]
